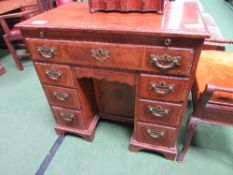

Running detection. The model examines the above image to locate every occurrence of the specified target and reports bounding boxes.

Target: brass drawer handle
[60,111,75,122]
[53,92,69,101]
[150,53,181,70]
[37,46,56,58]
[149,81,175,95]
[147,105,169,117]
[147,129,166,139]
[90,48,110,62]
[45,69,63,81]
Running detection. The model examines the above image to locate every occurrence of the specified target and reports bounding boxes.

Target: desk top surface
[17,2,209,39]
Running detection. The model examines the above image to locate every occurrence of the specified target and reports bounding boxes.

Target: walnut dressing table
[17,2,209,160]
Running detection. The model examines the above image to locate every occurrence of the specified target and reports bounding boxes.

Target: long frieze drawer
[139,74,189,102]
[142,46,194,76]
[34,62,75,87]
[136,122,176,148]
[26,39,143,70]
[138,99,183,127]
[43,85,80,109]
[52,106,84,130]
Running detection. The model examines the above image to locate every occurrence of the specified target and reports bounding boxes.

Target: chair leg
[0,64,6,75]
[3,36,24,71]
[177,116,200,163]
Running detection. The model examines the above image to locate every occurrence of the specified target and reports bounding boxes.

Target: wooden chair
[177,11,233,162]
[0,0,53,71]
[177,47,233,162]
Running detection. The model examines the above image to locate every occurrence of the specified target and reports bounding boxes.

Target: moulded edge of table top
[16,2,210,39]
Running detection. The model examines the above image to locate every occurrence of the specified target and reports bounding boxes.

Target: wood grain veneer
[17,2,209,160]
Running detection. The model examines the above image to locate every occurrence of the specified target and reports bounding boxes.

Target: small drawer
[142,46,194,76]
[139,74,189,102]
[136,122,176,147]
[138,99,183,127]
[52,106,84,130]
[44,85,80,109]
[34,62,75,87]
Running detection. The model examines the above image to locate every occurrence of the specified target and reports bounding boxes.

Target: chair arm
[198,84,233,107]
[208,85,233,94]
[197,84,216,107]
[0,9,39,20]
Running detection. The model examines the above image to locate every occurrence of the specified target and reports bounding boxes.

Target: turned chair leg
[177,116,200,162]
[3,35,24,71]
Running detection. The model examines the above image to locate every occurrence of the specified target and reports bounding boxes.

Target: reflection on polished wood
[17,2,209,38]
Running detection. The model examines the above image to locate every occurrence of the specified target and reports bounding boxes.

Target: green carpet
[0,1,233,175]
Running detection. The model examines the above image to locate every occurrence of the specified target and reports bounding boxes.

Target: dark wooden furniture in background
[88,0,166,13]
[0,0,20,50]
[0,0,22,14]
[17,2,209,160]
[0,0,53,71]
[0,0,38,45]
[0,0,23,73]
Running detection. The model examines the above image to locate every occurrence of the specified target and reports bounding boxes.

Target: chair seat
[195,51,233,105]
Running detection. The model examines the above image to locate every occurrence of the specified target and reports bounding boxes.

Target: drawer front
[142,47,194,76]
[136,122,176,147]
[44,85,80,109]
[139,74,189,102]
[34,62,75,87]
[26,39,143,70]
[52,106,84,130]
[138,99,183,127]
